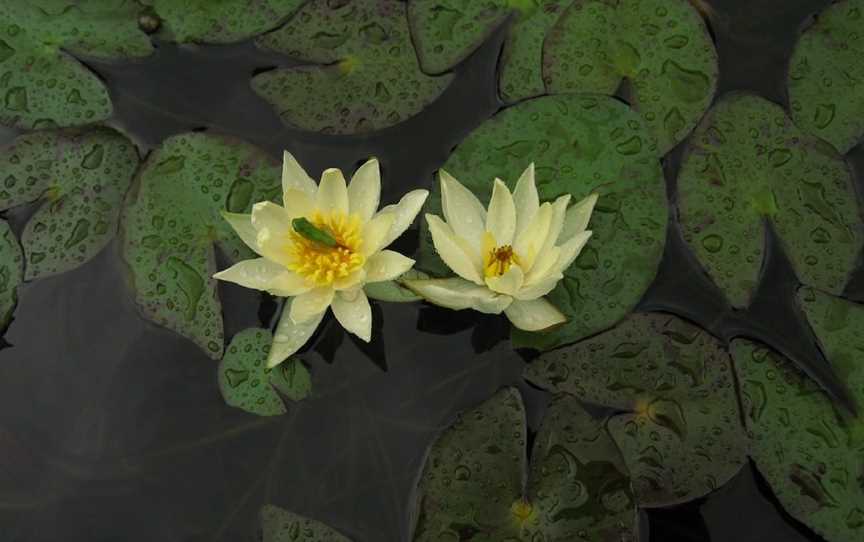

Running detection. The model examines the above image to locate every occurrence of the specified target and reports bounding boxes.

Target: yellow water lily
[214,152,428,367]
[404,164,596,331]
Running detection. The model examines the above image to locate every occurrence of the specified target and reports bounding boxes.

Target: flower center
[484,244,519,277]
[287,210,365,287]
[510,498,534,523]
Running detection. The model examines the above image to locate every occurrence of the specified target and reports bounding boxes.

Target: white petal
[513,202,553,272]
[332,289,372,342]
[514,274,562,301]
[440,169,486,252]
[560,193,599,240]
[557,230,593,272]
[362,213,396,257]
[282,189,314,219]
[221,211,258,253]
[316,168,349,214]
[402,277,512,314]
[290,287,334,324]
[268,271,313,297]
[513,163,539,237]
[426,214,483,285]
[267,300,324,368]
[282,151,318,198]
[542,194,571,254]
[504,298,566,331]
[348,158,381,223]
[213,258,286,291]
[484,264,524,297]
[365,250,414,283]
[486,178,517,246]
[376,189,428,248]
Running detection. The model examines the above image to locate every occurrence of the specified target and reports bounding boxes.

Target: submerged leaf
[218,328,286,416]
[0,220,22,329]
[261,504,352,541]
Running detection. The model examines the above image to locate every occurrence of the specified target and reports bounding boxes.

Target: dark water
[0,0,859,540]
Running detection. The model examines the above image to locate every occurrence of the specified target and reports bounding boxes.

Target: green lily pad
[788,0,864,154]
[144,0,307,44]
[0,219,23,329]
[731,305,864,542]
[364,269,429,303]
[524,313,748,506]
[0,127,139,280]
[677,93,862,308]
[269,357,312,402]
[412,388,637,541]
[261,504,351,542]
[417,94,667,351]
[218,328,286,417]
[121,132,280,360]
[253,0,452,134]
[543,0,718,153]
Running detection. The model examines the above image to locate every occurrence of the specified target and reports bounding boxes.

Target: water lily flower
[214,152,428,367]
[404,164,596,332]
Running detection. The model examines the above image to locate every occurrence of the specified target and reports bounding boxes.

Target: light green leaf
[269,357,312,402]
[364,269,428,303]
[218,328,286,417]
[0,219,22,329]
[525,313,748,506]
[0,127,139,279]
[677,93,862,307]
[121,132,281,359]
[253,0,452,135]
[261,504,352,542]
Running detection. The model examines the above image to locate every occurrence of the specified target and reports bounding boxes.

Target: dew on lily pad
[218,328,287,417]
[0,219,23,330]
[260,504,352,541]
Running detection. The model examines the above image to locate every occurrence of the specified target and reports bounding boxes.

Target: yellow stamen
[286,210,365,287]
[483,231,520,278]
[510,498,534,524]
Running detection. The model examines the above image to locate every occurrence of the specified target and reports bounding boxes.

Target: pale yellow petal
[560,192,599,240]
[514,274,562,301]
[504,298,566,331]
[348,158,381,223]
[484,264,524,297]
[282,188,314,219]
[268,271,313,297]
[426,214,483,285]
[331,289,372,342]
[316,168,349,214]
[524,246,561,285]
[334,268,366,291]
[365,250,414,283]
[541,194,571,253]
[282,150,317,198]
[486,178,517,246]
[212,258,285,292]
[557,230,593,272]
[361,213,396,257]
[513,202,553,272]
[440,169,486,252]
[290,287,334,324]
[402,277,512,314]
[375,189,429,248]
[221,211,258,253]
[267,300,324,367]
[513,163,539,237]
[251,201,292,234]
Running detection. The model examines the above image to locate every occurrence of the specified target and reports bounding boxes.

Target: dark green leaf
[261,504,352,542]
[268,357,312,402]
[218,328,286,417]
[0,219,22,329]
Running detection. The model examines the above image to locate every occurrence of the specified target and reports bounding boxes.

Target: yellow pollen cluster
[288,210,365,286]
[484,245,519,277]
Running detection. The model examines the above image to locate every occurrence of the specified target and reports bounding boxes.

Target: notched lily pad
[543,0,718,152]
[0,220,23,330]
[677,93,863,307]
[412,387,637,541]
[0,127,139,280]
[418,94,667,351]
[253,0,452,134]
[121,132,280,359]
[788,0,864,154]
[218,328,286,416]
[525,313,748,506]
[261,504,352,542]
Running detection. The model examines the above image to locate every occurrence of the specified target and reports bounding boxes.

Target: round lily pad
[261,504,351,542]
[412,387,637,541]
[543,0,718,153]
[731,298,864,542]
[0,127,139,280]
[417,94,667,351]
[218,328,286,417]
[253,0,453,134]
[677,92,863,308]
[524,313,748,506]
[121,132,281,360]
[0,219,22,330]
[788,0,864,154]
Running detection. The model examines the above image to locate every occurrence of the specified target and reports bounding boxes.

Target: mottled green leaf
[788,0,864,154]
[0,219,22,329]
[364,269,429,303]
[0,127,138,279]
[525,313,748,506]
[677,93,862,308]
[269,357,312,402]
[261,504,351,542]
[253,0,452,134]
[412,388,637,541]
[543,0,717,153]
[417,94,667,351]
[218,328,286,417]
[121,132,280,359]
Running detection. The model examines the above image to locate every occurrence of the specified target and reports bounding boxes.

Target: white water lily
[214,152,428,367]
[404,164,596,331]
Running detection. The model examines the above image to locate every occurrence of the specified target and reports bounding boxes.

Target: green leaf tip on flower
[292,217,338,248]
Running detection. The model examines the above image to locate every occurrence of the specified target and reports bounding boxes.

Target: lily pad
[269,357,312,402]
[0,219,23,329]
[121,132,280,360]
[788,0,864,154]
[261,504,351,542]
[144,0,307,44]
[363,269,428,303]
[253,0,453,134]
[217,328,286,417]
[677,93,863,308]
[412,388,637,541]
[524,313,748,506]
[731,304,864,542]
[0,127,139,280]
[417,94,667,351]
[543,0,718,153]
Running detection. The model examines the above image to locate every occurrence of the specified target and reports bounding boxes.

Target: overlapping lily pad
[543,0,718,153]
[0,219,22,329]
[218,328,286,416]
[417,94,667,350]
[525,313,748,506]
[678,93,862,308]
[253,0,452,134]
[0,1,153,128]
[0,127,139,279]
[412,387,637,541]
[121,132,280,359]
[731,291,864,542]
[261,504,351,542]
[788,0,864,154]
